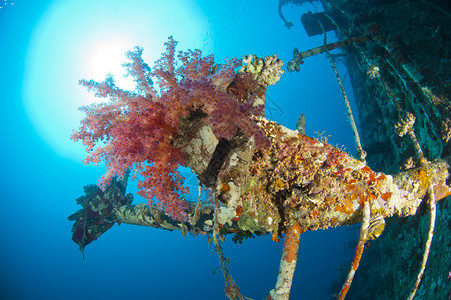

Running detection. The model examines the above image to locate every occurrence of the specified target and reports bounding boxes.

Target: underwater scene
[1,0,450,299]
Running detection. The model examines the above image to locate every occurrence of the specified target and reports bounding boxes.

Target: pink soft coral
[72,36,268,221]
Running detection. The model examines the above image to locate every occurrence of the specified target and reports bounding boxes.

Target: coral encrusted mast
[69,36,451,299]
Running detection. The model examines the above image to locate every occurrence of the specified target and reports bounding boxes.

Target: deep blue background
[0,1,361,299]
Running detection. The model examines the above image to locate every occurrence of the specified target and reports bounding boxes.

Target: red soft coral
[72,36,269,221]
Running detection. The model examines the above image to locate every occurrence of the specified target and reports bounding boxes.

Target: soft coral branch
[122,46,155,97]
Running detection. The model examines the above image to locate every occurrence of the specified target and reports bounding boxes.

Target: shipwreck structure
[283,0,450,298]
[69,0,450,299]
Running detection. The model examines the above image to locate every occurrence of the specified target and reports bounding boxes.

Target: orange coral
[381,192,391,201]
[335,196,355,215]
[221,183,230,192]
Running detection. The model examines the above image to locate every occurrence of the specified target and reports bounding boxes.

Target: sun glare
[86,42,135,91]
[23,0,209,162]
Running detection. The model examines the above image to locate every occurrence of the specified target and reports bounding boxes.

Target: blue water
[1,0,360,299]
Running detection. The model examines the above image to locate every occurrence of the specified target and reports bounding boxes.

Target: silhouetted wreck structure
[287,0,450,297]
